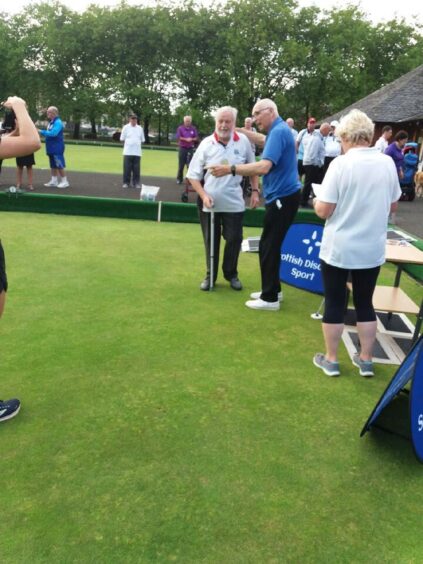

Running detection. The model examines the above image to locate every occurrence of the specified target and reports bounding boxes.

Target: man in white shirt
[187,106,259,291]
[374,125,392,153]
[323,120,341,177]
[120,114,145,189]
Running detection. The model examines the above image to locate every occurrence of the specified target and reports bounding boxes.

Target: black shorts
[0,240,8,293]
[16,153,35,167]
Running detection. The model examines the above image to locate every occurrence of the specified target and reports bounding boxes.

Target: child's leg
[27,165,34,189]
[16,166,23,188]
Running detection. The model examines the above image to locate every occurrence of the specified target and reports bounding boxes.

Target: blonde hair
[336,109,374,145]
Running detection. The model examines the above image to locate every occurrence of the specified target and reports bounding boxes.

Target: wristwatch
[230,165,236,176]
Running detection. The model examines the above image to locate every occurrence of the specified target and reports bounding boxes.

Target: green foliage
[1,0,422,135]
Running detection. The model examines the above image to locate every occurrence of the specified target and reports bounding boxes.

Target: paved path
[1,167,422,238]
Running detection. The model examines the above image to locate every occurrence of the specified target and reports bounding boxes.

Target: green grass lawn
[2,144,177,177]
[1,211,422,563]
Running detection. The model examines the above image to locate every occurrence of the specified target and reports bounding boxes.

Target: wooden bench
[346,282,422,341]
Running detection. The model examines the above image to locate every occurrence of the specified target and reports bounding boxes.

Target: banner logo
[280,223,324,294]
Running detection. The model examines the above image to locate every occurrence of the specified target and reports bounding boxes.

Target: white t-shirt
[120,124,145,156]
[318,147,402,269]
[187,132,255,213]
[374,136,388,153]
[325,134,341,158]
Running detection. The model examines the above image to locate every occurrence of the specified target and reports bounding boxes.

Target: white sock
[60,176,67,183]
[51,176,58,183]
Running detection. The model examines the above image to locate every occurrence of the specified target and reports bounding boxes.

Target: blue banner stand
[279,223,324,295]
[361,335,423,463]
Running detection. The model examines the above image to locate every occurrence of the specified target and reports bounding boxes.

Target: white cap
[330,120,339,127]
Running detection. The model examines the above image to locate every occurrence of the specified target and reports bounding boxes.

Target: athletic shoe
[0,398,21,422]
[134,184,141,189]
[245,298,280,311]
[250,290,283,301]
[122,184,129,188]
[229,278,242,291]
[44,180,58,187]
[313,353,340,377]
[57,180,69,189]
[352,353,374,377]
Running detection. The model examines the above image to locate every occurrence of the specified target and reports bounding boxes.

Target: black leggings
[321,260,380,324]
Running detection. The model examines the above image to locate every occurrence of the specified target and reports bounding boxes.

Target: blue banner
[280,223,324,295]
[410,341,423,463]
[361,336,423,463]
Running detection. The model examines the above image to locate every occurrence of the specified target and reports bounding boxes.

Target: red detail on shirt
[213,131,240,143]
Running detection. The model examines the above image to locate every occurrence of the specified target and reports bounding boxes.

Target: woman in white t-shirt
[312,109,401,378]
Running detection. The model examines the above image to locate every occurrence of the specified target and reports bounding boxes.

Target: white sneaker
[44,180,58,187]
[245,298,280,311]
[57,180,70,189]
[250,290,283,301]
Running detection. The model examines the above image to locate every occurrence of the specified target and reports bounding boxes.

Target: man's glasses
[252,107,271,118]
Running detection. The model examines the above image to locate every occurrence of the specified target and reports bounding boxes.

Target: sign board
[410,341,423,462]
[280,223,324,295]
[361,336,423,463]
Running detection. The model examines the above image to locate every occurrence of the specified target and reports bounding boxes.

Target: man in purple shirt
[176,115,199,184]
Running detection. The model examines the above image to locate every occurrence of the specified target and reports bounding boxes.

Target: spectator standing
[244,117,257,154]
[39,106,69,189]
[187,106,259,291]
[384,130,408,181]
[176,115,199,184]
[209,99,301,311]
[374,125,392,153]
[16,153,35,190]
[312,109,401,377]
[286,117,298,141]
[323,120,341,177]
[120,114,145,189]
[0,96,41,422]
[241,117,257,197]
[300,122,329,207]
[296,117,316,181]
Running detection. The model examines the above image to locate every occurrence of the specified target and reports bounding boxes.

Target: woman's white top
[317,147,402,269]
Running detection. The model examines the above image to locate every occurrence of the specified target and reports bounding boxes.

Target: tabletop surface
[385,240,423,265]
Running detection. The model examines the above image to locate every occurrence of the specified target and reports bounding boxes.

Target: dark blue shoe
[0,398,21,422]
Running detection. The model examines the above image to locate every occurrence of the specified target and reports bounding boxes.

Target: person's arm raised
[0,97,41,159]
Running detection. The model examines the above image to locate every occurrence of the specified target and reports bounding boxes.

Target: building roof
[323,64,423,124]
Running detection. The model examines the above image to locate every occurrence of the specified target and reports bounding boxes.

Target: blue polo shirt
[261,117,301,204]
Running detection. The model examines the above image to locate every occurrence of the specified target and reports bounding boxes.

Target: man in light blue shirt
[301,122,330,207]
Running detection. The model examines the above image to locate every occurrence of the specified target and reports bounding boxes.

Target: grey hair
[254,98,279,116]
[47,106,59,116]
[336,109,375,145]
[215,106,238,122]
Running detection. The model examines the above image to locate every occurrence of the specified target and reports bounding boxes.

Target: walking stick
[209,209,215,291]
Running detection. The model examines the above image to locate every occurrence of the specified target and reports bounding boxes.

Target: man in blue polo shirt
[209,99,301,310]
